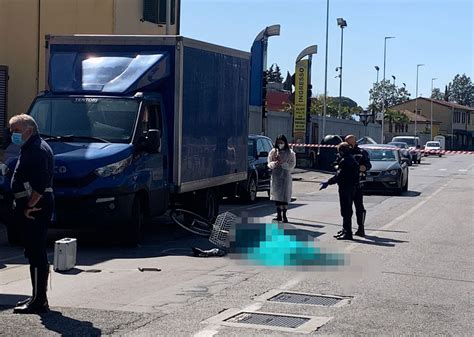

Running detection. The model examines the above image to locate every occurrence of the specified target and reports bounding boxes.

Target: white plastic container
[53,238,77,271]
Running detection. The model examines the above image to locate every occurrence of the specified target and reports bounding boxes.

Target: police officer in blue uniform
[345,135,372,237]
[9,114,54,314]
[320,142,359,240]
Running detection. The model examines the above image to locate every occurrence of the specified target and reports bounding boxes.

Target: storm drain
[269,292,342,306]
[225,312,309,328]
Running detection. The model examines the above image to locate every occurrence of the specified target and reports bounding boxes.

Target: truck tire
[204,188,220,223]
[123,196,144,246]
[243,175,257,203]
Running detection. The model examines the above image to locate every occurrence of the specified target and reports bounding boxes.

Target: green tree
[385,109,410,133]
[447,74,474,106]
[283,71,292,91]
[368,80,411,112]
[267,63,283,83]
[431,87,444,100]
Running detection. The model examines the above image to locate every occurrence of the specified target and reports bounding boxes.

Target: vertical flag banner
[293,59,309,145]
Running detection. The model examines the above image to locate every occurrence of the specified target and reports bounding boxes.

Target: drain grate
[268,292,342,306]
[225,312,309,328]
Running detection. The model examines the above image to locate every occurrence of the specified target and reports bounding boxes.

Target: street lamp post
[375,66,380,83]
[381,36,395,144]
[322,0,330,141]
[337,18,347,118]
[251,25,281,135]
[430,77,437,140]
[414,63,425,137]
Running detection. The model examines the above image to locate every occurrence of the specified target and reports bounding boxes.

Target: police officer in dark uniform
[9,114,54,314]
[345,135,372,237]
[320,142,359,240]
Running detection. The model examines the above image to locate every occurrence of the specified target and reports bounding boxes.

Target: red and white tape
[288,143,474,155]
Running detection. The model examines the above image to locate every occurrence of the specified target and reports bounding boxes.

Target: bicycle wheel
[169,209,213,237]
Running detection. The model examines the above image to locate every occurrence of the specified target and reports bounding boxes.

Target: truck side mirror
[146,129,161,153]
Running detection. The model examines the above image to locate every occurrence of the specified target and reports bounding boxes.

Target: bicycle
[169,208,213,237]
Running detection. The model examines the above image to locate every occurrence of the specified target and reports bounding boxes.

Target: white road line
[439,168,447,171]
[246,204,271,211]
[459,169,468,172]
[345,178,452,252]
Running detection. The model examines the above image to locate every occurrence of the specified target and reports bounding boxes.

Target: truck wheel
[123,196,144,246]
[204,188,220,223]
[244,176,257,203]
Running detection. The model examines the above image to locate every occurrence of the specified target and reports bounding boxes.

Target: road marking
[439,168,447,171]
[458,169,468,172]
[246,204,271,211]
[422,168,430,171]
[345,178,452,252]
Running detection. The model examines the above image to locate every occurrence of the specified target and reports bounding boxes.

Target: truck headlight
[384,169,399,176]
[95,156,132,178]
[0,163,9,176]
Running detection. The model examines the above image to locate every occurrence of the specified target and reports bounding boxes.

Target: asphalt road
[1,155,473,336]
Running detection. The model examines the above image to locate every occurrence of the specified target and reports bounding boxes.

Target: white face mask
[278,144,285,150]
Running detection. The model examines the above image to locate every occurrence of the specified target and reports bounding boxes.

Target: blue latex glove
[319,181,329,190]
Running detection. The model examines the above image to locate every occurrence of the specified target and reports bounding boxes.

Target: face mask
[11,132,24,146]
[278,144,285,150]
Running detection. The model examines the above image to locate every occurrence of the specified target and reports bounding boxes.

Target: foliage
[283,71,292,91]
[368,80,411,112]
[268,64,283,83]
[431,88,444,100]
[447,74,474,107]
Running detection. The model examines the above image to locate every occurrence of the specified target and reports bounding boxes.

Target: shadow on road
[364,190,421,197]
[40,310,101,336]
[352,234,408,247]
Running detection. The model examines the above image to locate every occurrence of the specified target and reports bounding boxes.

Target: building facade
[391,97,474,150]
[0,0,180,136]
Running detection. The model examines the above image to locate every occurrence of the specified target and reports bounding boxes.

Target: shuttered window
[143,0,175,25]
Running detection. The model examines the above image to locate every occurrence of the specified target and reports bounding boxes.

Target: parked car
[361,144,409,195]
[387,142,413,166]
[240,135,273,202]
[391,136,422,164]
[424,141,442,157]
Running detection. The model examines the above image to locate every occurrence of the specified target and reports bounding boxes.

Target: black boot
[273,208,282,222]
[355,211,366,237]
[14,267,49,314]
[16,266,35,307]
[336,218,353,240]
[282,209,288,223]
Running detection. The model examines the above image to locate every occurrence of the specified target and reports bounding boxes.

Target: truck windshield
[29,97,139,143]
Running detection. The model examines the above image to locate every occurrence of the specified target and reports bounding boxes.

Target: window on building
[143,0,176,25]
[462,112,466,124]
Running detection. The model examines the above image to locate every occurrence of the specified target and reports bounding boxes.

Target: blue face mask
[11,132,24,146]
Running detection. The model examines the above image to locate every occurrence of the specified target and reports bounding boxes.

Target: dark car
[361,144,409,195]
[387,141,413,166]
[240,135,273,202]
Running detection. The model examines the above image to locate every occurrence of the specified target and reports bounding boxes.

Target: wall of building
[0,0,40,118]
[114,0,179,35]
[392,100,453,135]
[0,0,179,125]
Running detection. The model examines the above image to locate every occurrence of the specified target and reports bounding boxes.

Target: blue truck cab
[0,35,250,244]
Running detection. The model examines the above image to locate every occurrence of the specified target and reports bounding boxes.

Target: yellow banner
[294,59,308,137]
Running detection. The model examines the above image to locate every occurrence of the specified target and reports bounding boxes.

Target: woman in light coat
[267,135,296,223]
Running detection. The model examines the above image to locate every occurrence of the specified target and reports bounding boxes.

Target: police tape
[288,143,474,155]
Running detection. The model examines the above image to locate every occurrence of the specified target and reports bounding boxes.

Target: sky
[181,0,473,108]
